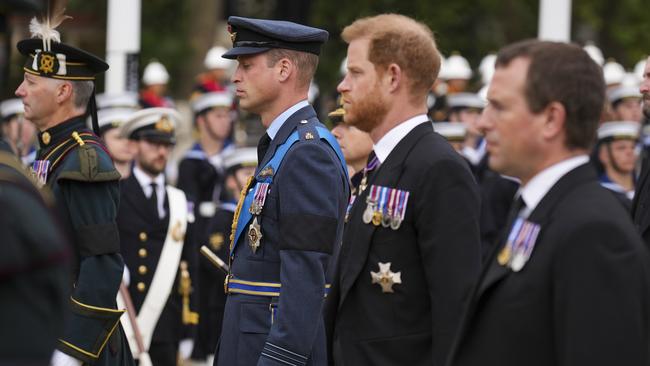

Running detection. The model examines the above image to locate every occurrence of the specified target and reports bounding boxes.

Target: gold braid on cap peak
[28,0,71,52]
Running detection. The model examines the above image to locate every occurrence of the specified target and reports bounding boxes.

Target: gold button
[139,232,147,242]
[41,132,51,145]
[137,282,146,292]
[138,248,147,258]
[138,265,147,275]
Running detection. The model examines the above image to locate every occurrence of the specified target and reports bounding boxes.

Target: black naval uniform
[325,121,482,366]
[117,170,198,365]
[33,116,134,364]
[448,163,650,366]
[191,201,234,360]
[633,159,650,247]
[0,151,70,366]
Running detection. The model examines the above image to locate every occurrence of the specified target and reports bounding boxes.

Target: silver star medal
[371,262,402,293]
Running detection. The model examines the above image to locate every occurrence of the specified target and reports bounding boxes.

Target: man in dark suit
[117,108,198,365]
[632,56,650,246]
[216,16,349,366]
[325,14,482,366]
[447,40,650,366]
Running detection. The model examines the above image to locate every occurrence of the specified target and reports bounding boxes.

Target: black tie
[149,182,159,218]
[257,133,271,162]
[503,195,526,234]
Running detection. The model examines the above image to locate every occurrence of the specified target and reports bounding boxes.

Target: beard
[139,157,166,176]
[342,85,389,133]
[643,95,650,119]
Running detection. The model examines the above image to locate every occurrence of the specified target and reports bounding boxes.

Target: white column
[538,0,572,42]
[105,0,141,93]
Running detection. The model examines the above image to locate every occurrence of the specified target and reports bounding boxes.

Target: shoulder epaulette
[50,131,120,182]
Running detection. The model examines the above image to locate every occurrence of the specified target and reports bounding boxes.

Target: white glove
[122,265,131,286]
[51,350,83,366]
[179,338,194,360]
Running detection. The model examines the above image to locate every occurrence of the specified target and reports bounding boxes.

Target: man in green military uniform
[14,15,134,366]
[0,149,70,365]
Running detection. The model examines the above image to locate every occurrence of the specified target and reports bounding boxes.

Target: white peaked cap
[603,60,625,86]
[192,91,234,112]
[223,147,258,170]
[439,53,472,80]
[478,53,496,85]
[432,122,467,141]
[597,121,640,140]
[0,98,24,119]
[142,61,170,86]
[204,46,235,70]
[583,42,604,67]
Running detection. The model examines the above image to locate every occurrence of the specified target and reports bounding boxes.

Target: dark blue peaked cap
[223,16,329,59]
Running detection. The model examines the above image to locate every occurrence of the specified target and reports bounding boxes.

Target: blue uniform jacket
[216,105,349,366]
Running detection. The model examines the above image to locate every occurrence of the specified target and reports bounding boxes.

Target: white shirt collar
[519,155,589,217]
[132,165,166,218]
[266,100,310,140]
[373,114,429,163]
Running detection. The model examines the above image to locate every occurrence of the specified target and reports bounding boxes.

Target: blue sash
[231,124,347,255]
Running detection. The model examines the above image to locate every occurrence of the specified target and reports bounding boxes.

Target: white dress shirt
[373,114,430,163]
[133,165,166,219]
[519,155,589,218]
[266,100,310,140]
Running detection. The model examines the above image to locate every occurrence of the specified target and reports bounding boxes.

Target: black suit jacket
[325,122,482,366]
[632,159,650,246]
[448,163,650,366]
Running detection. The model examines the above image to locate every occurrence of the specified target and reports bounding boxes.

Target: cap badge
[155,115,174,133]
[37,52,58,75]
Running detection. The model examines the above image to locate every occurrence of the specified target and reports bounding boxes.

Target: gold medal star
[371,262,402,293]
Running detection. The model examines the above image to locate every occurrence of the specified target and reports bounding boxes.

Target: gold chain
[229,175,255,253]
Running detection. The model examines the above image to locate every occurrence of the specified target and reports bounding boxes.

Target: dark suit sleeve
[258,142,346,366]
[414,156,481,366]
[553,221,649,365]
[57,179,126,364]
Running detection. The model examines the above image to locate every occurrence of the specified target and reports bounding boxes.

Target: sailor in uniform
[593,121,640,210]
[116,107,198,365]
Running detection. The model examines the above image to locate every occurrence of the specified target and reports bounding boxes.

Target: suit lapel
[255,105,317,175]
[121,173,153,220]
[474,163,596,299]
[338,122,432,307]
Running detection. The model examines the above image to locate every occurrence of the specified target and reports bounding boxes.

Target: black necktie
[503,195,526,235]
[257,133,271,162]
[149,182,159,218]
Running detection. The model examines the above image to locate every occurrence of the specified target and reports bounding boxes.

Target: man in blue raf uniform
[14,16,134,366]
[216,16,349,366]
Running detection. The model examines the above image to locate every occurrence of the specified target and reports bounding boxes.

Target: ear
[277,58,293,83]
[55,81,74,104]
[383,63,402,93]
[541,101,566,141]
